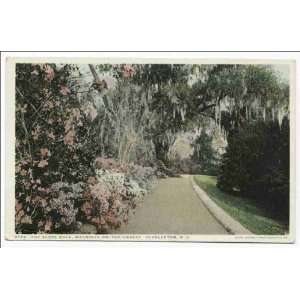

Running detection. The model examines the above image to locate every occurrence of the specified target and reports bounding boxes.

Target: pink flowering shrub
[15,63,96,233]
[122,65,135,78]
[15,63,156,234]
[77,158,153,233]
[80,177,119,232]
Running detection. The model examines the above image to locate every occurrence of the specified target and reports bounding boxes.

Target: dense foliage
[191,130,220,175]
[217,118,290,220]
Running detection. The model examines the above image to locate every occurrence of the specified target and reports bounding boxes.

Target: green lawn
[194,175,287,235]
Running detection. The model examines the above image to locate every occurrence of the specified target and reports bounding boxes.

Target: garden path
[117,175,228,234]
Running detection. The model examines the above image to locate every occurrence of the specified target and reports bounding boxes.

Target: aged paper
[4,57,296,242]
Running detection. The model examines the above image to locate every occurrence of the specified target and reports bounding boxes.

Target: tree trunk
[89,64,100,83]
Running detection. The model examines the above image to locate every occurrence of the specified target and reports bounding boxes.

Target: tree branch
[199,103,216,113]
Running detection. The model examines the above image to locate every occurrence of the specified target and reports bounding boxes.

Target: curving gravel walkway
[117,176,228,234]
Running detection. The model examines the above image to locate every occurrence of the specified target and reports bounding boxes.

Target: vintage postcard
[4,57,296,242]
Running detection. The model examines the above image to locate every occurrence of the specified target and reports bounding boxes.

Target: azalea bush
[79,161,150,233]
[127,164,156,190]
[15,64,156,234]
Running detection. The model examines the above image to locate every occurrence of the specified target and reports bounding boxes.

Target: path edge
[190,175,253,235]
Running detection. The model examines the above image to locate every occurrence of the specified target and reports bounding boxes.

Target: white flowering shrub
[125,179,146,198]
[128,165,156,190]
